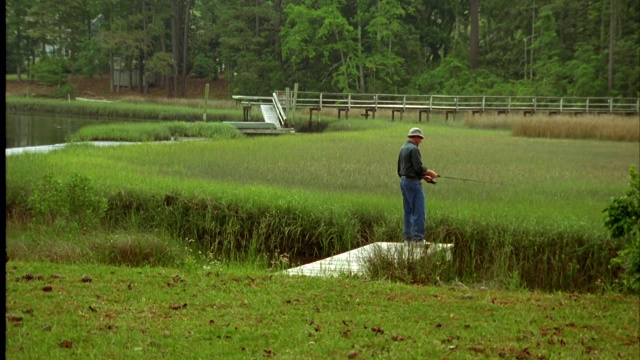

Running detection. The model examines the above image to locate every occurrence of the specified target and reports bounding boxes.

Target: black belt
[401,176,420,180]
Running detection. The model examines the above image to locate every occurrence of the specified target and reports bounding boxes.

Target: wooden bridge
[233,92,639,124]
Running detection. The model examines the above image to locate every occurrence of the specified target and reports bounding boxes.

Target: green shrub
[27,173,108,231]
[53,83,78,98]
[604,165,640,293]
[72,37,109,77]
[30,58,69,86]
[191,54,217,79]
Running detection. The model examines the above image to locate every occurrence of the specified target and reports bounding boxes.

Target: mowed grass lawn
[5,260,639,359]
[5,119,640,359]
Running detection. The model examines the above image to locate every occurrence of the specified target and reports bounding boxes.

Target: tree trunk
[608,0,615,92]
[358,22,365,93]
[334,31,348,91]
[274,0,282,64]
[181,0,193,97]
[170,0,180,97]
[109,52,114,92]
[470,0,479,70]
[15,27,22,82]
[128,58,134,90]
[255,0,260,36]
[138,53,144,94]
[143,0,149,94]
[160,33,165,89]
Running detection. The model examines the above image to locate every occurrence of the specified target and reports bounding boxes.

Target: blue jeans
[400,178,426,241]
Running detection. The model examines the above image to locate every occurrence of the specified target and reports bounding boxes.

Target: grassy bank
[6,120,639,292]
[9,95,640,141]
[5,260,639,359]
[67,121,244,142]
[5,96,244,122]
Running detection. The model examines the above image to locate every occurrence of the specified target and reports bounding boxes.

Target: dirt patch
[5,74,230,100]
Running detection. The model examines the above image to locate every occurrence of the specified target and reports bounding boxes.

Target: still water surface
[6,112,123,148]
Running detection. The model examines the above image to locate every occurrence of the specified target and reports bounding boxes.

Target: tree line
[5,0,639,98]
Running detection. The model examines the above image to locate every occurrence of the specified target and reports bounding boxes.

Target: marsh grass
[464,112,640,141]
[114,96,238,109]
[6,96,245,122]
[362,244,454,285]
[6,120,639,291]
[5,222,185,267]
[67,121,243,142]
[512,115,640,141]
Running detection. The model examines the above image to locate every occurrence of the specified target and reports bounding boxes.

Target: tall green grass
[6,121,640,291]
[67,121,243,142]
[5,96,244,122]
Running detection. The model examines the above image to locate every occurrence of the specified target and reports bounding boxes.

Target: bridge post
[392,109,404,121]
[419,110,430,122]
[243,106,251,121]
[609,98,613,114]
[586,98,590,114]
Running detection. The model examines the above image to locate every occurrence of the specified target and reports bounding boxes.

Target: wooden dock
[234,92,639,121]
[283,242,453,277]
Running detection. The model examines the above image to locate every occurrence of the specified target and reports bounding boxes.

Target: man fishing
[397,128,438,245]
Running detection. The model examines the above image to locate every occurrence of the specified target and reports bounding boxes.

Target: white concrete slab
[283,242,453,277]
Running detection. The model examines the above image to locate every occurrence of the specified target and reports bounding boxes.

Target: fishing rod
[426,174,502,185]
[438,175,494,184]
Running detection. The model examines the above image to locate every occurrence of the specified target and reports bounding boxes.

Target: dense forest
[5,0,639,98]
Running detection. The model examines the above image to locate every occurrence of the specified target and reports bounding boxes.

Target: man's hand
[423,169,438,184]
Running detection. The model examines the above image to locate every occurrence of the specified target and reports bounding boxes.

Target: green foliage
[191,54,217,79]
[27,173,66,226]
[604,166,640,239]
[30,58,69,86]
[5,0,640,96]
[409,57,513,95]
[565,44,607,97]
[27,173,107,231]
[71,38,109,77]
[53,83,78,98]
[145,52,175,77]
[604,165,640,293]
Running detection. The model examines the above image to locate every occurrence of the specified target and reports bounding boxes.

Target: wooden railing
[233,93,640,121]
[276,92,639,114]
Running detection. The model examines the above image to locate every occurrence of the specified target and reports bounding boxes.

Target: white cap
[407,128,424,138]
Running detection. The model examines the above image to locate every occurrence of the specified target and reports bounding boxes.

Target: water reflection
[5,113,106,148]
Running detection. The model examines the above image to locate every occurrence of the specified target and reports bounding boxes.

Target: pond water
[5,112,112,148]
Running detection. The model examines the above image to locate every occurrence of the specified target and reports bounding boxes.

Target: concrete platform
[283,242,453,277]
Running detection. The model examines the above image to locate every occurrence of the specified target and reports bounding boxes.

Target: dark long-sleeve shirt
[397,140,427,178]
